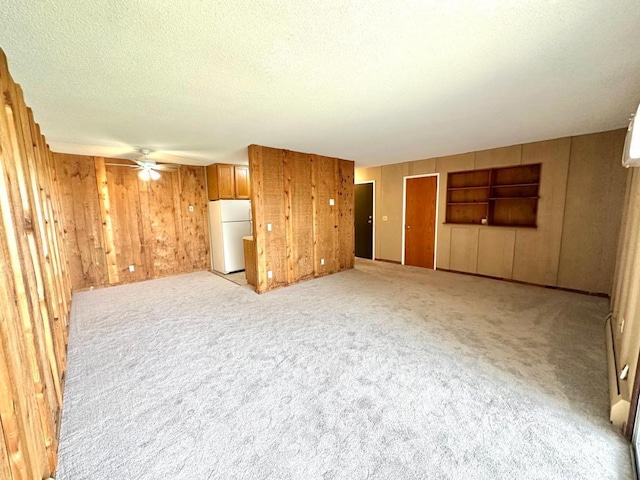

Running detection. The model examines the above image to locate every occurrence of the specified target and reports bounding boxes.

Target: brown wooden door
[234,165,250,199]
[405,176,437,269]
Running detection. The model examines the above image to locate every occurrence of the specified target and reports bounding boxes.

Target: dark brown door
[355,183,374,259]
[405,176,437,269]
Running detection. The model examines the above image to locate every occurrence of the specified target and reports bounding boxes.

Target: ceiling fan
[106,148,180,181]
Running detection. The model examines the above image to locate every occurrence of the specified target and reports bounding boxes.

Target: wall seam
[555,136,574,287]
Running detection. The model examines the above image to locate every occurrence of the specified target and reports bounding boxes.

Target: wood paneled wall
[248,145,354,293]
[611,166,640,433]
[355,129,627,294]
[53,154,210,289]
[0,49,72,480]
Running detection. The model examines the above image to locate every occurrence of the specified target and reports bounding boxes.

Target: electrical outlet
[320,258,325,266]
[189,205,194,212]
[267,223,272,232]
[129,265,135,272]
[382,215,388,221]
[267,270,273,279]
[329,198,335,206]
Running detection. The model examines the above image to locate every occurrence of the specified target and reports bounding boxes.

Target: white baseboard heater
[606,314,630,429]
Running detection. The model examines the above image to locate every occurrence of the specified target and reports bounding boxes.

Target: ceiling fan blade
[105,163,139,168]
[132,159,148,167]
[153,164,181,172]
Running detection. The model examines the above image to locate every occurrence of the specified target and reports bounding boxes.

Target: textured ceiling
[1,1,639,167]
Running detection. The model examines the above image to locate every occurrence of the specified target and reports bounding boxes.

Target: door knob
[367,220,372,224]
[406,225,410,229]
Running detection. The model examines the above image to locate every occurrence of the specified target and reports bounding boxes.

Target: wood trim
[283,150,294,284]
[374,258,402,264]
[437,267,610,297]
[94,157,119,285]
[248,145,267,293]
[0,47,71,479]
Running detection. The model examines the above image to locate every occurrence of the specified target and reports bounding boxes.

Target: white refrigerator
[208,200,252,274]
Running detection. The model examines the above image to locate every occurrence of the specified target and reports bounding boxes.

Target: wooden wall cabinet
[446,163,541,227]
[235,165,250,199]
[206,163,250,200]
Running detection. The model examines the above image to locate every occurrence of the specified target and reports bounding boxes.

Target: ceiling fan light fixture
[138,167,160,181]
[138,168,150,181]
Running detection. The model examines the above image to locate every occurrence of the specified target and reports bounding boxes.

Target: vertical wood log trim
[332,157,340,271]
[311,154,320,275]
[14,86,62,412]
[94,157,119,284]
[25,110,64,407]
[0,47,72,479]
[1,80,51,478]
[137,177,156,279]
[283,150,295,284]
[0,53,48,478]
[0,417,13,480]
[8,83,60,470]
[249,145,268,293]
[0,336,33,480]
[172,169,186,269]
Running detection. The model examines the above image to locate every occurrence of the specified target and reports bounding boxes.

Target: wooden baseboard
[436,268,610,298]
[374,258,402,265]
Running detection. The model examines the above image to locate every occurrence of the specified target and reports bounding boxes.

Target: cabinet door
[235,165,250,199]
[217,164,235,199]
[206,165,219,200]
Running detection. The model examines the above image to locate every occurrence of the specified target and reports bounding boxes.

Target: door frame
[401,173,440,268]
[355,180,376,260]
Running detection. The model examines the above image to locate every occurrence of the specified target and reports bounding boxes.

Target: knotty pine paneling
[256,146,288,290]
[284,150,314,283]
[55,153,108,289]
[0,48,72,480]
[53,154,210,290]
[337,159,355,270]
[249,145,354,293]
[312,154,339,275]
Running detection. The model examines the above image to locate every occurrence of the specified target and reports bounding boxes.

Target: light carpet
[56,259,632,479]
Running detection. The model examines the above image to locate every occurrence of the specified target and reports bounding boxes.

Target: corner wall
[249,145,354,293]
[53,154,210,290]
[611,165,640,433]
[0,49,72,480]
[356,129,627,294]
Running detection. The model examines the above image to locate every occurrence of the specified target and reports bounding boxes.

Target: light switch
[382,216,388,221]
[267,270,273,279]
[189,205,194,212]
[129,265,135,272]
[320,258,325,266]
[267,223,272,231]
[329,198,335,206]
